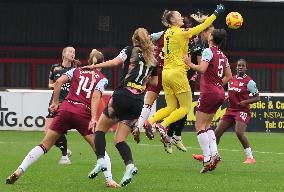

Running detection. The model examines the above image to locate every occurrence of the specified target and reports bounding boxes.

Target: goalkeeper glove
[214,4,225,16]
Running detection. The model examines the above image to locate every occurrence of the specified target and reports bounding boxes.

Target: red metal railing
[246,63,284,93]
[0,46,283,91]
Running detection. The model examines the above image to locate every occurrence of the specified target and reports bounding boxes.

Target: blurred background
[0,0,283,92]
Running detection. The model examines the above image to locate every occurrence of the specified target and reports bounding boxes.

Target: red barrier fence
[0,46,283,92]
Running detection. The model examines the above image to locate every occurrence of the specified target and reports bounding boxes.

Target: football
[226,12,243,29]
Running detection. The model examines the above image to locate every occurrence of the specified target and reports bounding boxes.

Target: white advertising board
[0,91,52,130]
[2,90,281,132]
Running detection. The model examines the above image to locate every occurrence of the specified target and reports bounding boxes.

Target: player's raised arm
[188,4,225,37]
[82,48,127,70]
[85,57,123,70]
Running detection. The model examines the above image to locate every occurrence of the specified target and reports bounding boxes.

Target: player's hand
[88,119,97,133]
[184,55,193,68]
[48,83,55,90]
[132,127,140,144]
[214,4,225,16]
[81,64,96,70]
[49,102,59,113]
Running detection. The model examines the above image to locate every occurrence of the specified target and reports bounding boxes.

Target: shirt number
[135,61,150,84]
[76,75,95,98]
[165,36,170,54]
[218,59,225,78]
[240,112,247,121]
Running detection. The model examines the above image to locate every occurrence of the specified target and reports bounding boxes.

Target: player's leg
[192,118,234,161]
[155,91,191,151]
[6,129,61,184]
[171,115,187,152]
[139,90,158,140]
[204,115,219,157]
[44,117,53,133]
[235,120,256,164]
[148,93,177,143]
[148,93,177,125]
[83,134,119,188]
[215,119,234,144]
[147,70,176,141]
[6,110,71,184]
[45,113,70,164]
[195,111,212,173]
[204,115,222,171]
[160,70,192,128]
[55,134,70,164]
[142,71,162,139]
[114,122,138,187]
[171,79,195,151]
[88,113,118,179]
[161,91,191,128]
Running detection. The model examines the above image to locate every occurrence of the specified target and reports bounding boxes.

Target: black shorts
[103,87,144,121]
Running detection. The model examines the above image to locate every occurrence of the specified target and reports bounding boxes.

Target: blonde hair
[161,10,174,27]
[88,49,104,65]
[132,28,156,66]
[62,46,75,60]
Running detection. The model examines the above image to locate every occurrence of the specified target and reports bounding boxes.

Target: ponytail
[88,49,104,66]
[132,28,156,66]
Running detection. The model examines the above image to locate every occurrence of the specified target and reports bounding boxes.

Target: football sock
[126,163,134,170]
[115,141,133,165]
[167,125,175,137]
[173,135,181,141]
[103,151,113,181]
[173,115,187,136]
[206,128,219,156]
[137,104,152,129]
[54,135,67,156]
[197,130,211,162]
[244,147,253,159]
[95,131,106,159]
[18,145,46,172]
[167,136,172,143]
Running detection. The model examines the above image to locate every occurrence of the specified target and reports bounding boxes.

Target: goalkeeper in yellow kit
[144,4,225,143]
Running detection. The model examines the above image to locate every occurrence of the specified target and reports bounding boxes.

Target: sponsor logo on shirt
[228,82,241,92]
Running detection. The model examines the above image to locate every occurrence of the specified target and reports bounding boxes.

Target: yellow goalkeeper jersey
[163,14,217,73]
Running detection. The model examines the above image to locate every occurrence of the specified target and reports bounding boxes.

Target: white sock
[168,136,172,143]
[244,147,253,159]
[126,163,134,170]
[97,157,105,165]
[173,135,181,141]
[19,146,45,172]
[197,132,211,162]
[103,151,112,181]
[206,129,219,156]
[137,104,152,129]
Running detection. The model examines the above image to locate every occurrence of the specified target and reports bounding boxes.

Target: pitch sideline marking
[134,143,284,155]
[1,141,283,155]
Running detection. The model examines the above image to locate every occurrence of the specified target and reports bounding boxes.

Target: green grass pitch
[0,131,284,192]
